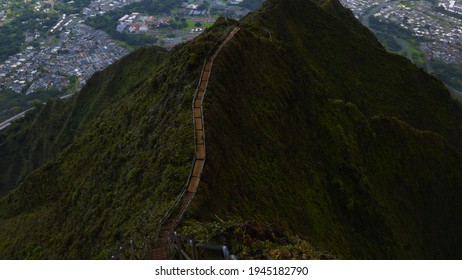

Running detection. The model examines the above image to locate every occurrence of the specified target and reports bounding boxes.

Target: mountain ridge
[1,0,462,259]
[186,0,462,259]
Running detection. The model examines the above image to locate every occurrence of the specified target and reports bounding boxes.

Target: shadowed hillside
[187,0,462,259]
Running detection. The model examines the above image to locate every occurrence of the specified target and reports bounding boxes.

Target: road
[0,108,35,131]
[0,93,75,131]
[360,1,413,62]
[394,37,413,62]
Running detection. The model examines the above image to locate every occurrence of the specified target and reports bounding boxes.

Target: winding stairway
[149,26,240,260]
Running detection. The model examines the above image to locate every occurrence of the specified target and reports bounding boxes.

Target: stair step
[149,26,240,260]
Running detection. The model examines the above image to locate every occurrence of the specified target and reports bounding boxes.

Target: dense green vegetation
[179,220,333,259]
[0,19,240,259]
[185,0,462,259]
[1,0,462,259]
[0,9,58,61]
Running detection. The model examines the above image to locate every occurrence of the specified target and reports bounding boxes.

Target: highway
[394,37,413,63]
[360,1,413,62]
[0,108,35,131]
[0,93,75,131]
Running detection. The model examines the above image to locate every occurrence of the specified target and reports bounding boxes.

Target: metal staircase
[148,25,241,260]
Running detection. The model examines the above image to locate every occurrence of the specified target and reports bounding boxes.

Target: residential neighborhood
[83,0,139,17]
[113,1,251,48]
[0,16,129,95]
[0,0,253,98]
[340,0,462,64]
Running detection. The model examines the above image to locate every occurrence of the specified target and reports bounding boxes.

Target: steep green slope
[0,47,166,192]
[0,20,236,259]
[186,0,462,259]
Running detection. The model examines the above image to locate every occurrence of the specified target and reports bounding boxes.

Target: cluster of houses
[116,13,164,33]
[372,1,462,63]
[440,0,462,15]
[340,0,462,64]
[0,22,128,95]
[83,0,137,17]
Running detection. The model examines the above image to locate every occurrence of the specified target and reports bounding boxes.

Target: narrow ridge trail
[150,26,240,260]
